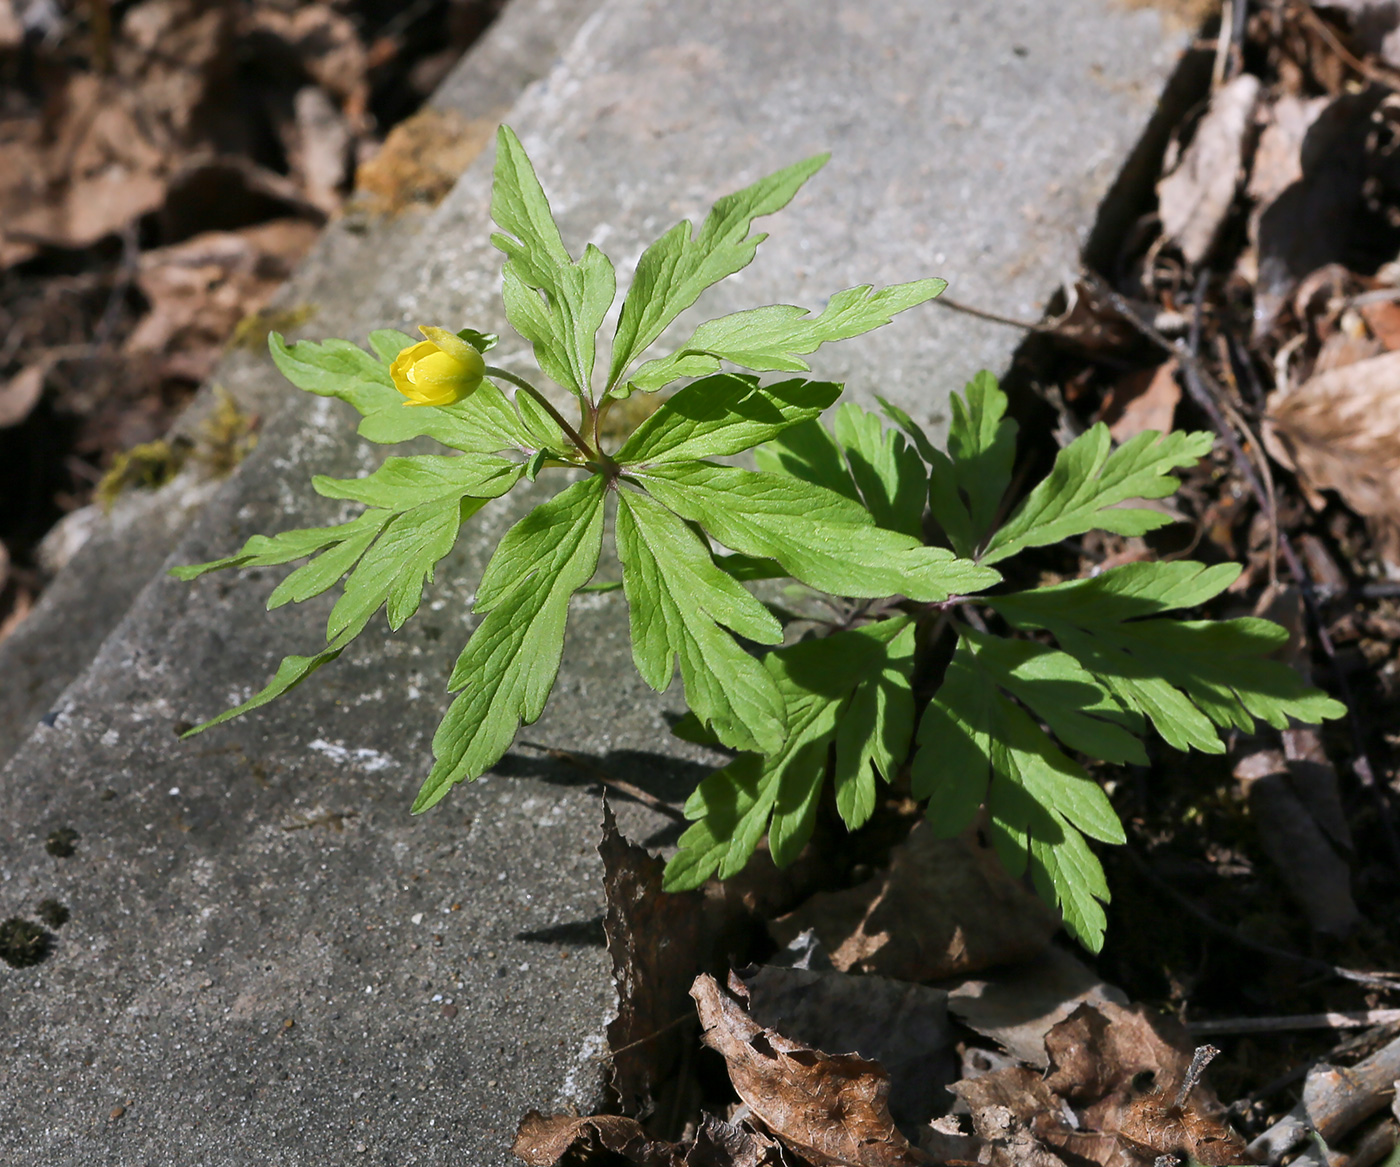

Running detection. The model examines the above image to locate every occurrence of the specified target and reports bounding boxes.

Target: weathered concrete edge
[0,0,606,769]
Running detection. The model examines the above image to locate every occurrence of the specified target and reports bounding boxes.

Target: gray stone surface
[0,2,1191,1164]
[0,0,604,770]
[387,0,1186,427]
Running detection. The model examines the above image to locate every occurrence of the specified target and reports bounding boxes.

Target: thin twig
[1189,1010,1400,1036]
[1292,0,1400,91]
[1124,846,1400,990]
[517,741,688,823]
[589,1011,694,1062]
[933,295,1056,332]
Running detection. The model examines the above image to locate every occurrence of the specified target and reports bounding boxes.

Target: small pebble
[441,1004,458,1020]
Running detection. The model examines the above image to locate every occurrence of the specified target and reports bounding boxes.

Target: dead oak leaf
[1263,348,1400,565]
[1043,1004,1252,1167]
[691,973,927,1167]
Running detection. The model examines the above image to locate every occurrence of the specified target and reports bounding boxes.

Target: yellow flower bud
[391,325,486,407]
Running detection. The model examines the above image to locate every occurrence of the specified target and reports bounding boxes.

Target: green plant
[173,127,1344,951]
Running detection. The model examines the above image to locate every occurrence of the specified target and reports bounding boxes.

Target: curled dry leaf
[691,972,928,1167]
[737,964,957,1129]
[951,1068,1080,1167]
[1233,732,1360,938]
[769,823,1057,983]
[1358,297,1400,351]
[0,0,19,49]
[125,221,320,384]
[950,1002,1249,1167]
[1158,74,1260,266]
[1263,349,1400,567]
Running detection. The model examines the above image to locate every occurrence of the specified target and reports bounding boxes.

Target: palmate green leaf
[268,332,543,455]
[636,461,999,600]
[755,405,926,538]
[980,424,1214,565]
[413,475,606,812]
[831,403,926,539]
[325,497,479,638]
[913,634,1126,950]
[605,154,829,398]
[617,375,840,465]
[662,619,916,891]
[182,495,491,738]
[625,279,946,394]
[492,126,615,398]
[753,417,860,503]
[311,454,523,510]
[989,561,1347,752]
[169,508,388,581]
[616,489,786,753]
[923,371,1019,556]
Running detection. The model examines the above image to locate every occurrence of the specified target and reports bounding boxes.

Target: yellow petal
[418,325,484,368]
[391,340,438,396]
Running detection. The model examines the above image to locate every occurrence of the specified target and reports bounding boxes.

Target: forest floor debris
[0,0,503,641]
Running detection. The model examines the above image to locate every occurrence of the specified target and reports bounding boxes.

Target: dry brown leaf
[0,365,47,430]
[691,973,928,1167]
[289,86,353,213]
[769,823,1057,983]
[1045,281,1144,358]
[1247,96,1330,210]
[124,220,319,382]
[1098,360,1180,443]
[512,1110,679,1167]
[947,946,1128,1069]
[1233,743,1361,937]
[1159,74,1260,265]
[1263,349,1400,565]
[1043,1004,1251,1167]
[737,964,956,1129]
[952,1068,1086,1167]
[1251,92,1381,339]
[250,4,369,113]
[1313,330,1384,376]
[512,1111,789,1167]
[600,799,709,1117]
[685,1115,790,1167]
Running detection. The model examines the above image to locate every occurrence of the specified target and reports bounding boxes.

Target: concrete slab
[0,2,1193,1164]
[0,0,605,769]
[384,0,1191,431]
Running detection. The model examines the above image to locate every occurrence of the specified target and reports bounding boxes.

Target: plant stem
[484,365,611,468]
